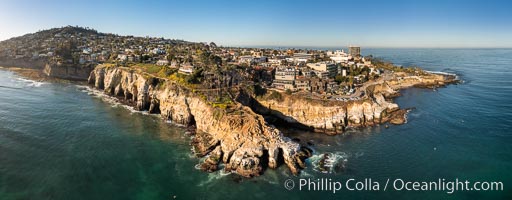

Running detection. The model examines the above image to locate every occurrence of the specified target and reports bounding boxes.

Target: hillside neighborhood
[0,26,392,101]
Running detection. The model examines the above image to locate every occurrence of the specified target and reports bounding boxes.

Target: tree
[335,74,348,84]
[109,53,118,61]
[281,59,288,66]
[348,76,354,87]
[285,89,292,95]
[185,67,204,84]
[209,42,217,48]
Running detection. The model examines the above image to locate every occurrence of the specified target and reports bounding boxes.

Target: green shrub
[268,91,283,101]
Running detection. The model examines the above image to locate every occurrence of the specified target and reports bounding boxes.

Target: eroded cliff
[244,72,456,134]
[246,88,400,134]
[88,65,310,177]
[44,63,95,81]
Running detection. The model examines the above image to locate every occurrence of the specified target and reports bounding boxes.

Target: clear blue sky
[1,0,511,48]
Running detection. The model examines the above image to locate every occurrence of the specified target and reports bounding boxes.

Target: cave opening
[109,87,115,95]
[260,150,269,171]
[149,77,160,87]
[277,147,285,167]
[125,92,132,101]
[149,98,161,114]
[188,114,196,127]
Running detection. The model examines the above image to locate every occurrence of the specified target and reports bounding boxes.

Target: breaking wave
[76,85,154,116]
[16,77,46,87]
[308,151,349,174]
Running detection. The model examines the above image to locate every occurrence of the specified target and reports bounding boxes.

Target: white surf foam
[309,151,349,174]
[15,77,46,87]
[77,85,157,116]
[425,70,460,80]
[196,168,232,187]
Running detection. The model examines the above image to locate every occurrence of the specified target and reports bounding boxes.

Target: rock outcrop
[88,65,310,177]
[86,65,456,176]
[248,91,399,134]
[44,63,95,81]
[245,72,457,134]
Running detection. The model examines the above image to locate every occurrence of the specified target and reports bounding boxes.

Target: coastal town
[0,26,416,102]
[0,26,457,178]
[0,1,506,199]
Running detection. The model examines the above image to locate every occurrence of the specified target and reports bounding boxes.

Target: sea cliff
[44,63,95,81]
[244,72,457,134]
[87,65,311,177]
[249,92,400,134]
[84,64,457,177]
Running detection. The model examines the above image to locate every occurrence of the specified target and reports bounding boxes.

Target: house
[170,61,179,68]
[254,56,267,63]
[82,47,92,54]
[268,58,284,65]
[370,68,381,75]
[117,54,128,61]
[179,64,194,74]
[327,80,339,92]
[156,59,169,66]
[273,67,296,90]
[295,78,311,91]
[238,56,254,64]
[151,48,165,55]
[251,50,263,57]
[310,78,327,93]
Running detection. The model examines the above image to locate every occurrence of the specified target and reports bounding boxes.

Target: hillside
[0,25,194,67]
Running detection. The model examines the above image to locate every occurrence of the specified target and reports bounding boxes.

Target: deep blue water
[0,49,511,199]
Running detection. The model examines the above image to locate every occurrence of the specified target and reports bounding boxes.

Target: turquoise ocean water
[0,49,511,199]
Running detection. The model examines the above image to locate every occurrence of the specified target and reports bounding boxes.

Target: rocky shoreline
[1,64,457,177]
[87,65,312,177]
[248,71,458,135]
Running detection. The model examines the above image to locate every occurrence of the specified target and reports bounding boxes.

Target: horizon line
[2,25,511,50]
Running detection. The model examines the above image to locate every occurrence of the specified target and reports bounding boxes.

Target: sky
[0,0,511,48]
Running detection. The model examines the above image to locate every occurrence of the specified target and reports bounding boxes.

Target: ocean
[0,49,511,199]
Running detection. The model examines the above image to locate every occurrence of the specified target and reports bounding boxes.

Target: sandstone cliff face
[44,63,95,81]
[252,92,399,134]
[88,65,310,177]
[248,72,456,134]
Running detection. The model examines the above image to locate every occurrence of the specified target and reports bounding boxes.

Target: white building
[179,64,194,74]
[254,56,267,63]
[238,56,254,64]
[117,54,128,61]
[268,58,284,65]
[285,53,311,63]
[151,48,166,55]
[275,67,296,80]
[82,48,92,54]
[156,59,169,66]
[273,67,296,90]
[306,61,337,78]
[328,50,350,63]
